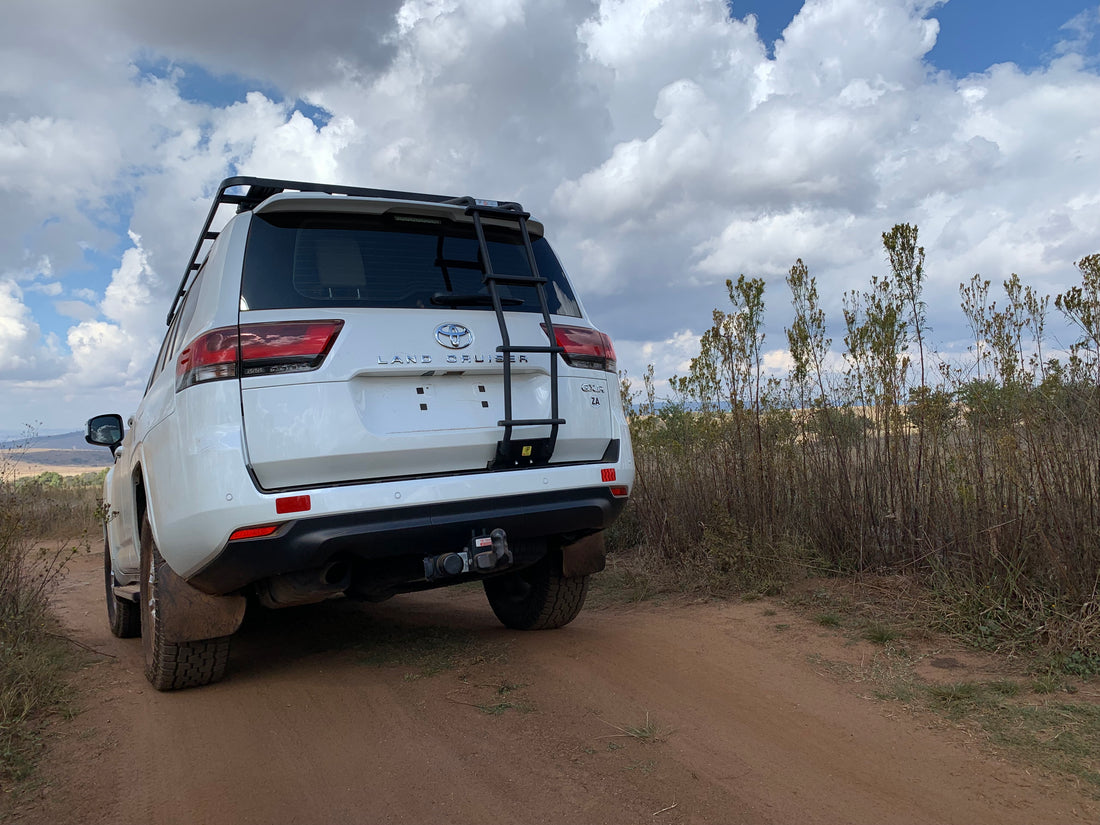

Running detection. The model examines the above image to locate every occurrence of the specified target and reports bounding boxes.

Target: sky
[2,0,1100,434]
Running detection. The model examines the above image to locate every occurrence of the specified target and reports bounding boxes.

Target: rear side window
[240,211,582,316]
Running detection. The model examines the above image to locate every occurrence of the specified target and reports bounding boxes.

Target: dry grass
[599,712,672,744]
[611,239,1100,672]
[1,441,99,788]
[783,579,1100,796]
[6,450,110,480]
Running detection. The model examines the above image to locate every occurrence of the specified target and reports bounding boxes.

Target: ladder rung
[467,203,563,465]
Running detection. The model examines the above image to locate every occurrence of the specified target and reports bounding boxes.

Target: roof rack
[166,176,523,325]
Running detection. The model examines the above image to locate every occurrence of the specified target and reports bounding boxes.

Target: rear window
[240,211,582,316]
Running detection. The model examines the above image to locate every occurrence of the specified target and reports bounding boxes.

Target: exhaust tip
[321,561,351,586]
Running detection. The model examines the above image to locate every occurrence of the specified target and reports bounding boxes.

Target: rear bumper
[187,486,626,594]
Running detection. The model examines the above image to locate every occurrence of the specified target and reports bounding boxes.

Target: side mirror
[85,413,124,451]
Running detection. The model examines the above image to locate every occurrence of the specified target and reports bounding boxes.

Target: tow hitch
[424,528,513,581]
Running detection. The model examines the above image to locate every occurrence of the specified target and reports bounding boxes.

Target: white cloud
[2,0,1100,430]
[616,328,701,402]
[53,300,98,322]
[772,0,939,93]
[220,94,356,182]
[27,281,63,296]
[0,278,63,380]
[100,232,160,332]
[63,232,166,394]
[695,209,869,281]
[1055,6,1100,59]
[97,0,406,96]
[65,319,147,389]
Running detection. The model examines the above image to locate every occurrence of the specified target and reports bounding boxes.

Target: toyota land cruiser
[85,176,634,690]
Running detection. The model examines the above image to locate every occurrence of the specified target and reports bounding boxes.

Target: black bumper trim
[188,486,626,595]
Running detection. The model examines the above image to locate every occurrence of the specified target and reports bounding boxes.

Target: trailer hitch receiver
[424,528,513,581]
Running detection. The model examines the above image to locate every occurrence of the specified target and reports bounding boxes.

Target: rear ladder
[452,198,565,469]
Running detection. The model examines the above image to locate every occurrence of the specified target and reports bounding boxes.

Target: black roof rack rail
[167,176,520,325]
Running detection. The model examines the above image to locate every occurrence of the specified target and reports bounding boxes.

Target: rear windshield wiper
[431,293,522,307]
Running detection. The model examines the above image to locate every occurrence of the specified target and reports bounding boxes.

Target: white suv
[86,177,634,690]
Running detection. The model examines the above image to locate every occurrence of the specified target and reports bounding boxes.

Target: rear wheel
[140,514,231,690]
[104,532,139,638]
[483,551,589,630]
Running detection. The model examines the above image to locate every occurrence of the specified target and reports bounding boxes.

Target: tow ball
[424,528,513,581]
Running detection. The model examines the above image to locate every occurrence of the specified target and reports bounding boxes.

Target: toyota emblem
[435,323,474,349]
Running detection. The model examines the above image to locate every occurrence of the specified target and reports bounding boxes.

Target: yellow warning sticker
[521,445,532,457]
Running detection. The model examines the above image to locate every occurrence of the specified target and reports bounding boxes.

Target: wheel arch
[130,460,152,557]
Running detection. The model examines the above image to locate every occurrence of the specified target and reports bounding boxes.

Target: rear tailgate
[239,309,614,489]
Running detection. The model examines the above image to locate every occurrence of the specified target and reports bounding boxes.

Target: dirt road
[13,550,1098,824]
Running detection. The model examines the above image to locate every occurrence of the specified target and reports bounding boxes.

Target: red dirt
[8,550,1099,825]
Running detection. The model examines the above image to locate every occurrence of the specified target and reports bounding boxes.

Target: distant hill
[2,431,94,450]
[2,431,113,477]
[20,449,110,466]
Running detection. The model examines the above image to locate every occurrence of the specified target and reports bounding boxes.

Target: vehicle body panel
[91,178,634,600]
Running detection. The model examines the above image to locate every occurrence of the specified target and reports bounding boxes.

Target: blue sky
[738,0,1100,73]
[2,0,1100,435]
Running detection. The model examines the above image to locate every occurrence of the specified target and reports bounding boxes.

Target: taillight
[176,320,344,391]
[176,327,238,390]
[540,323,617,372]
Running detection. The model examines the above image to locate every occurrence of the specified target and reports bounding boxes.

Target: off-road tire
[140,514,231,690]
[483,551,589,630]
[104,533,140,638]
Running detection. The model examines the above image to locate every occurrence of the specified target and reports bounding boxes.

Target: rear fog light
[229,525,280,541]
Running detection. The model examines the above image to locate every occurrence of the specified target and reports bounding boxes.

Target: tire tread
[484,552,589,631]
[140,514,232,690]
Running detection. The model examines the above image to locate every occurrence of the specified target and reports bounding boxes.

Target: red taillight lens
[176,327,239,390]
[176,320,344,391]
[238,321,344,377]
[540,323,617,372]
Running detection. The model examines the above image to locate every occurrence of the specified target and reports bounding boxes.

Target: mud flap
[158,563,246,643]
[560,532,606,577]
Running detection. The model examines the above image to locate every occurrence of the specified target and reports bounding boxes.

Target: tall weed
[615,232,1100,659]
[0,439,92,785]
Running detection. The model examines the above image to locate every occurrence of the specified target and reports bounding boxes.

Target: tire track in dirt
[11,550,1099,825]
